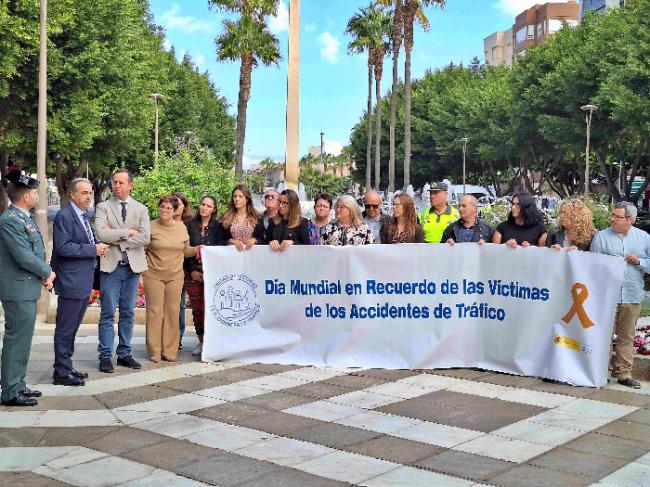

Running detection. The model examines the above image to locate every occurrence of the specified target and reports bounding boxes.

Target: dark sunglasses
[264,194,277,200]
[364,204,380,209]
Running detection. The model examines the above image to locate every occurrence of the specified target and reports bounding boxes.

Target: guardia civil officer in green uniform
[0,170,55,406]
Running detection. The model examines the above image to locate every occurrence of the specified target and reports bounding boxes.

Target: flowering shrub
[135,282,146,307]
[88,282,147,307]
[88,290,100,306]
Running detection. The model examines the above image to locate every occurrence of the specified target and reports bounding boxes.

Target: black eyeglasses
[264,195,277,200]
[364,204,380,209]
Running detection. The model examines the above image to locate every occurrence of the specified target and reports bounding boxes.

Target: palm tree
[376,0,403,193]
[402,0,444,189]
[346,6,376,190]
[347,6,392,190]
[259,156,278,183]
[299,153,318,169]
[211,0,281,177]
[370,7,392,190]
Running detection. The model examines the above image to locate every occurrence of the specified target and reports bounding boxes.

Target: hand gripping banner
[202,244,625,387]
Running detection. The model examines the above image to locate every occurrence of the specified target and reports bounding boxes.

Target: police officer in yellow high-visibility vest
[418,182,460,243]
[0,170,55,406]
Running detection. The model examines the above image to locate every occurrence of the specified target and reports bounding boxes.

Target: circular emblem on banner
[210,273,260,327]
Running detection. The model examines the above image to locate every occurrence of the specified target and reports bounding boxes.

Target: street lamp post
[580,104,597,197]
[460,137,470,195]
[320,130,324,171]
[149,93,166,167]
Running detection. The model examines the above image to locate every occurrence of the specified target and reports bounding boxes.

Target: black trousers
[53,296,89,378]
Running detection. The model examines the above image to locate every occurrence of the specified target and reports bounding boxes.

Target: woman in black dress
[492,193,547,248]
[184,195,225,355]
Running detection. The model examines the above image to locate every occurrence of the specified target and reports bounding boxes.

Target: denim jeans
[179,286,186,342]
[98,265,140,360]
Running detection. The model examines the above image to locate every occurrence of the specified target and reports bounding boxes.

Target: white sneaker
[192,344,202,356]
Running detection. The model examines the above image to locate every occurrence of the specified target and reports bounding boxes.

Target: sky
[149,0,573,168]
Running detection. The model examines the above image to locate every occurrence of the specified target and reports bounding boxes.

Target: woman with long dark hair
[184,195,225,355]
[221,184,264,251]
[172,192,194,222]
[493,193,547,247]
[268,189,310,251]
[381,194,423,243]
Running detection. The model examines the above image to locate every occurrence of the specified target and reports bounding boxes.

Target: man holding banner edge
[591,201,650,389]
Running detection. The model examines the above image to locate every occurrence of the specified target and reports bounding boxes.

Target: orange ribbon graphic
[562,283,594,329]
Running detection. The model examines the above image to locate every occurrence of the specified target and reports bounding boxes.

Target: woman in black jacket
[268,189,310,251]
[184,195,225,355]
[546,199,596,251]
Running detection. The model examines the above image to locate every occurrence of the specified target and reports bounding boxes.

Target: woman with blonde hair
[221,184,264,251]
[320,195,374,246]
[547,199,596,251]
[268,189,310,251]
[381,193,424,243]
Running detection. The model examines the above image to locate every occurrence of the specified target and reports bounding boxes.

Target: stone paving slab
[0,326,650,485]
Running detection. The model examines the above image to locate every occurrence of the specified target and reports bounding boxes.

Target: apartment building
[580,0,624,18]
[483,1,580,66]
[513,1,580,57]
[484,28,513,67]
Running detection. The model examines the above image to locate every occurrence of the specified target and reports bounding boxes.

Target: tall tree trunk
[389,0,402,193]
[625,137,648,200]
[403,0,415,191]
[485,160,502,197]
[374,53,384,190]
[596,153,621,201]
[403,45,412,190]
[235,54,253,178]
[365,55,374,190]
[92,170,110,205]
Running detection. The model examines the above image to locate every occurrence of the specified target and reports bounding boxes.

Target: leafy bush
[300,167,351,199]
[479,201,511,228]
[580,196,611,231]
[132,137,237,218]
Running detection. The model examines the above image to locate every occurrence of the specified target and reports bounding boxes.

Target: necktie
[120,201,129,264]
[82,212,95,244]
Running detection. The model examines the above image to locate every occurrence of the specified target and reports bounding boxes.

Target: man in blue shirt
[591,202,650,389]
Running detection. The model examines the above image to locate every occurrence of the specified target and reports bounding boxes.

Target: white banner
[202,244,625,387]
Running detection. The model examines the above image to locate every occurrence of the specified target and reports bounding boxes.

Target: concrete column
[284,0,300,190]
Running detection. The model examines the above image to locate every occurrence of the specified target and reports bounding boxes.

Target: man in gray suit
[95,169,150,373]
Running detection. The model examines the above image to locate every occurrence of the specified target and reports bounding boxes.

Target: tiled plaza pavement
[1,323,650,486]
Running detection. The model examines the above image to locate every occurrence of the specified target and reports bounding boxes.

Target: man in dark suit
[51,178,108,386]
[0,170,55,406]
